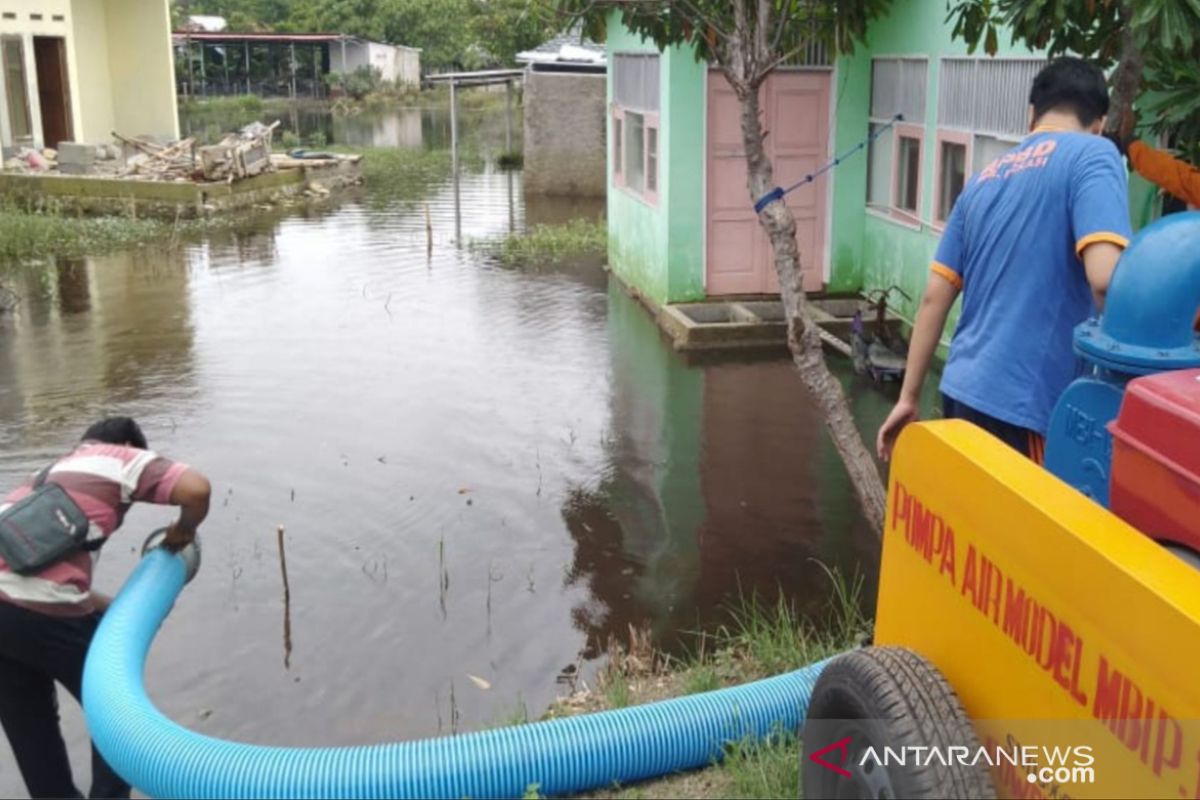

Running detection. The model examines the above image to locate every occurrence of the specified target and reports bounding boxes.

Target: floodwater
[0,103,907,792]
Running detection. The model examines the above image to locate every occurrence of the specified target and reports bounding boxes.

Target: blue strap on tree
[753,113,903,214]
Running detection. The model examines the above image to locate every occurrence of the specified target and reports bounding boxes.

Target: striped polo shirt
[0,442,189,617]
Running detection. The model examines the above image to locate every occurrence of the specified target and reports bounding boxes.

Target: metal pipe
[505,79,513,152]
[451,78,461,246]
[1075,211,1200,374]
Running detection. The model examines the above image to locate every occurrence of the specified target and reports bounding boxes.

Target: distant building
[329,40,421,87]
[185,15,227,33]
[518,27,606,197]
[1,0,179,152]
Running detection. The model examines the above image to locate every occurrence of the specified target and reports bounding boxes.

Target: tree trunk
[1104,3,1144,136]
[734,83,888,533]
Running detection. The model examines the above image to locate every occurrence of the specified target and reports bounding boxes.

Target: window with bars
[868,57,928,222]
[935,57,1046,222]
[612,53,660,204]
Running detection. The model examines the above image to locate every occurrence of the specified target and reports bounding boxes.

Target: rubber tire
[801,647,996,800]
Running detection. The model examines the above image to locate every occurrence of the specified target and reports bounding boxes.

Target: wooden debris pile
[115,133,200,181]
[197,121,279,183]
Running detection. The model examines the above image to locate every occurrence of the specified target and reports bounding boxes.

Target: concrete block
[57,142,96,175]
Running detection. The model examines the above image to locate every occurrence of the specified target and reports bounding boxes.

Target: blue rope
[753,113,904,214]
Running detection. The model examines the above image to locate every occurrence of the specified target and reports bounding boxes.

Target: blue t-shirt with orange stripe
[933,128,1132,435]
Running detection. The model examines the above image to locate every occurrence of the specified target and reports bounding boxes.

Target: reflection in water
[0,105,903,794]
[560,285,881,658]
[56,259,91,315]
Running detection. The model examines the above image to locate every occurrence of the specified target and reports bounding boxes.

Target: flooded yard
[0,102,895,789]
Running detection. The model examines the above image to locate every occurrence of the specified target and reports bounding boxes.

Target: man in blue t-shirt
[877,57,1132,463]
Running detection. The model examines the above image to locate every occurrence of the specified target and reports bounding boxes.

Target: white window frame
[611,52,660,206]
[933,129,972,229]
[866,56,929,229]
[891,123,925,224]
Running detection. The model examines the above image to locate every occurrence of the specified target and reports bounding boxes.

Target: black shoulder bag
[0,465,102,575]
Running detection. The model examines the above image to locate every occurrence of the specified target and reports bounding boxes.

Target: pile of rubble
[1,121,281,184]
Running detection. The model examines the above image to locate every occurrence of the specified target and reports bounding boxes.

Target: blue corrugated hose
[84,547,830,799]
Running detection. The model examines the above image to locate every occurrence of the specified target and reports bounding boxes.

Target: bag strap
[32,464,53,489]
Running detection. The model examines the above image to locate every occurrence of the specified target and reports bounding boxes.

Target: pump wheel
[801,647,995,800]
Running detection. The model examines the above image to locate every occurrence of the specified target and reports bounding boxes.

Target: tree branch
[755,0,772,67]
[1104,1,1143,136]
[672,0,735,43]
[770,0,797,55]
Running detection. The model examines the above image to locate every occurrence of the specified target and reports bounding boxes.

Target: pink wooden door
[706,70,830,295]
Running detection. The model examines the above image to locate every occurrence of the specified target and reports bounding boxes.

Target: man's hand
[877,396,921,461]
[161,521,196,553]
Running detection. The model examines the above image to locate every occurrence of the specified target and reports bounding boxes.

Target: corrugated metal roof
[515,25,605,65]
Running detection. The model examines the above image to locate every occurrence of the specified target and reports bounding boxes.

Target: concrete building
[603,0,1160,326]
[518,30,606,197]
[1,0,179,152]
[329,39,421,87]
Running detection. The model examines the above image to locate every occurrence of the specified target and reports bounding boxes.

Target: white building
[329,39,420,87]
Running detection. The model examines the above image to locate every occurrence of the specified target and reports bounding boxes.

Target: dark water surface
[0,104,902,793]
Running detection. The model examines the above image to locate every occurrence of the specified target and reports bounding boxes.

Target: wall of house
[524,70,606,197]
[830,0,1159,326]
[827,0,1038,319]
[329,41,369,74]
[102,0,179,141]
[331,43,419,86]
[396,47,420,86]
[605,11,706,307]
[68,0,114,144]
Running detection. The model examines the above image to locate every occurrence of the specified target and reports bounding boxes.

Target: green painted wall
[832,0,1161,327]
[606,11,707,306]
[828,0,1040,324]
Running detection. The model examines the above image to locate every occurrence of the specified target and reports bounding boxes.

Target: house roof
[186,15,228,32]
[515,26,605,66]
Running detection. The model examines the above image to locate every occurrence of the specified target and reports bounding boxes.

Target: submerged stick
[277,524,293,669]
[424,203,433,255]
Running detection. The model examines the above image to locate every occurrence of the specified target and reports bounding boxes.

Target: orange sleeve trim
[1075,232,1130,256]
[930,261,963,290]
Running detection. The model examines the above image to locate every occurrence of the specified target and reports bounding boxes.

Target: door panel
[33,37,72,149]
[706,70,830,295]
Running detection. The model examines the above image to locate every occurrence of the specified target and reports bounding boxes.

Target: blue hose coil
[84,549,830,799]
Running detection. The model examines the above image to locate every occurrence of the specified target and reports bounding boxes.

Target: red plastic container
[1109,369,1200,551]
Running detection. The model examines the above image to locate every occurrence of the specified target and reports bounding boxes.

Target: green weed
[721,730,801,800]
[0,207,237,263]
[472,218,606,268]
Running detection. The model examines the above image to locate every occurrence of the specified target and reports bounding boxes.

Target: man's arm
[876,274,960,461]
[162,469,211,552]
[1081,241,1123,311]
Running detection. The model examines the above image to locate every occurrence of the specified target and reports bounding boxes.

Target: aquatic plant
[0,206,237,263]
[472,218,606,268]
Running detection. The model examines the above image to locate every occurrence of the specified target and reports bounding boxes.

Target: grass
[472,218,607,268]
[526,565,870,799]
[0,206,239,263]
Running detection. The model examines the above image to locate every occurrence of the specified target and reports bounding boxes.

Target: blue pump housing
[1046,212,1200,504]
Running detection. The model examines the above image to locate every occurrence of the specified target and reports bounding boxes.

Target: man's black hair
[1029,57,1110,127]
[82,417,148,449]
